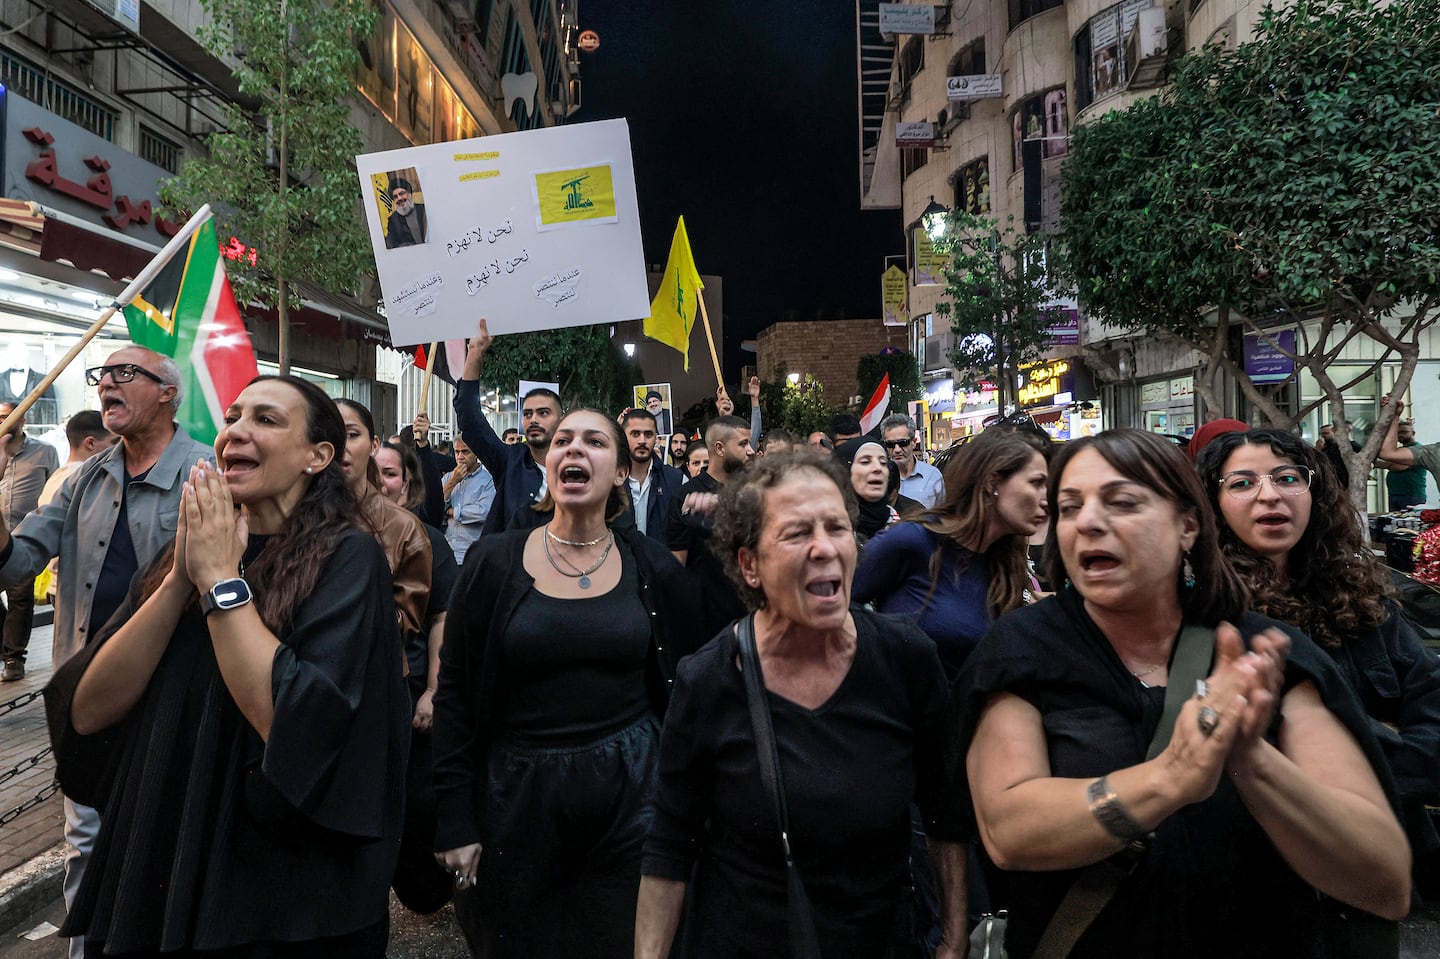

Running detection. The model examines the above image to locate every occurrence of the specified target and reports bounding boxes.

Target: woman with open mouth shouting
[45,375,409,958]
[635,449,967,959]
[950,429,1409,958]
[1198,427,1440,887]
[432,407,698,958]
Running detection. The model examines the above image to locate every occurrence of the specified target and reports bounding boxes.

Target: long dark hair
[1045,429,1247,626]
[381,440,426,513]
[335,397,383,491]
[910,429,1047,618]
[1196,428,1392,648]
[141,375,360,631]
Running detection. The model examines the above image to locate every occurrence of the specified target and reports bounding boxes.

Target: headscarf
[833,437,895,538]
[1187,418,1249,462]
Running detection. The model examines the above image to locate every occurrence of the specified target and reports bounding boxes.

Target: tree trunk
[278,274,291,376]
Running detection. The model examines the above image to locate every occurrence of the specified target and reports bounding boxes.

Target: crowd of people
[0,319,1433,958]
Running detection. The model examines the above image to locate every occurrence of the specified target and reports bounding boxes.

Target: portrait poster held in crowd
[357,119,649,347]
[633,383,674,435]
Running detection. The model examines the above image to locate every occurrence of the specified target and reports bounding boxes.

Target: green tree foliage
[477,326,641,413]
[161,0,377,371]
[762,364,833,437]
[933,212,1064,411]
[857,351,923,417]
[1059,0,1440,499]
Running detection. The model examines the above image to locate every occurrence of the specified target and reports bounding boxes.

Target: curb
[0,844,65,935]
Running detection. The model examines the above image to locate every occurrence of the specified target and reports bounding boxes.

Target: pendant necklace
[545,526,609,548]
[542,528,614,589]
[1130,663,1163,687]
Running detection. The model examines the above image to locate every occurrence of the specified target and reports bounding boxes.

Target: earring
[305,467,313,474]
[1182,551,1196,589]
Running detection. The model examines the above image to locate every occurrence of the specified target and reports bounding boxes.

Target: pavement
[0,620,63,942]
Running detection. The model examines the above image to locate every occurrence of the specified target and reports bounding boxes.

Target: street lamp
[787,372,801,385]
[921,196,950,241]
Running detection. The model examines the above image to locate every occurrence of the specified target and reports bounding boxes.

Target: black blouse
[642,608,959,959]
[948,589,1400,959]
[45,530,410,953]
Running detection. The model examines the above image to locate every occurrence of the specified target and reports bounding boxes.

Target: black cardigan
[431,525,701,850]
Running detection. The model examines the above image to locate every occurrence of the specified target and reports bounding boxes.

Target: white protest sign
[358,119,649,347]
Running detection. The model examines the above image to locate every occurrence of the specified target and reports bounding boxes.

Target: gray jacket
[0,425,212,665]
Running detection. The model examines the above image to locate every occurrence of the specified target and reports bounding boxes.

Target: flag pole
[414,340,438,439]
[0,204,214,441]
[695,290,724,390]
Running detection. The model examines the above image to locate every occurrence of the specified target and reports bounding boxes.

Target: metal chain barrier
[0,684,60,826]
[0,779,61,827]
[0,744,54,789]
[0,688,43,717]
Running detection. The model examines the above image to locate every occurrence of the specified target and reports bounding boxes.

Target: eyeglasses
[1219,466,1314,499]
[85,364,166,387]
[883,438,912,449]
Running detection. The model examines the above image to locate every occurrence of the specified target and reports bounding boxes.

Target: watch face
[211,579,252,610]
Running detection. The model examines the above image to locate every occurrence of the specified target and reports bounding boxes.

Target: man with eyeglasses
[0,344,211,959]
[881,413,945,510]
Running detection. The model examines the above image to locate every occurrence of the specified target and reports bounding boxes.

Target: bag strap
[737,614,823,959]
[737,614,796,866]
[1032,623,1215,959]
[1146,624,1215,761]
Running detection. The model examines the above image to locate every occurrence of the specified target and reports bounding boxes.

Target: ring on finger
[1195,679,1208,700]
[1197,705,1219,736]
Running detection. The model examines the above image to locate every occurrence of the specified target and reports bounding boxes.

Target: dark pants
[2,580,35,664]
[454,714,660,958]
[393,677,452,914]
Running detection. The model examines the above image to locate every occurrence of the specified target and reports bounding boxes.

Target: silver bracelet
[1087,775,1149,844]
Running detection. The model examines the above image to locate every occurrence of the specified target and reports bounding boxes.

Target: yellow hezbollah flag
[645,217,704,370]
[534,164,617,228]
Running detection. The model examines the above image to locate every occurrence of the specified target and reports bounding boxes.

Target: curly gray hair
[711,449,859,610]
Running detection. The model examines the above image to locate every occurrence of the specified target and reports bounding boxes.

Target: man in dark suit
[645,390,672,435]
[385,177,427,248]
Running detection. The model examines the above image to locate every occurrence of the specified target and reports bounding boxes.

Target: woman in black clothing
[46,375,409,958]
[833,437,900,540]
[432,408,699,958]
[636,450,967,959]
[378,439,460,915]
[953,430,1408,958]
[1197,428,1440,875]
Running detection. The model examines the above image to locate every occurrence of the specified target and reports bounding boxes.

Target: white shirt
[898,458,946,510]
[627,460,654,535]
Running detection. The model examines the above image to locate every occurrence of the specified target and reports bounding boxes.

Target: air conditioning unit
[1124,7,1169,89]
[444,0,473,23]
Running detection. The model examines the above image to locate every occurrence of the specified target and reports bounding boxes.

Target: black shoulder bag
[737,613,825,959]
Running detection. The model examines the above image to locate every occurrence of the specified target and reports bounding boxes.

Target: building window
[0,51,117,141]
[901,146,928,179]
[1074,1,1152,111]
[139,126,183,174]
[896,37,924,105]
[473,0,494,37]
[1011,86,1068,172]
[1009,0,1063,32]
[947,37,985,76]
[501,7,528,77]
[951,156,990,215]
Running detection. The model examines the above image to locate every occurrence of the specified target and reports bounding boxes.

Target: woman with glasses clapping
[1198,428,1440,886]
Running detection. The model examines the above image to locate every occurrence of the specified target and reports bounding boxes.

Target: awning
[0,199,391,347]
[0,199,159,282]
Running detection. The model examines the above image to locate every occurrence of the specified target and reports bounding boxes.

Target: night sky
[576,1,903,375]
